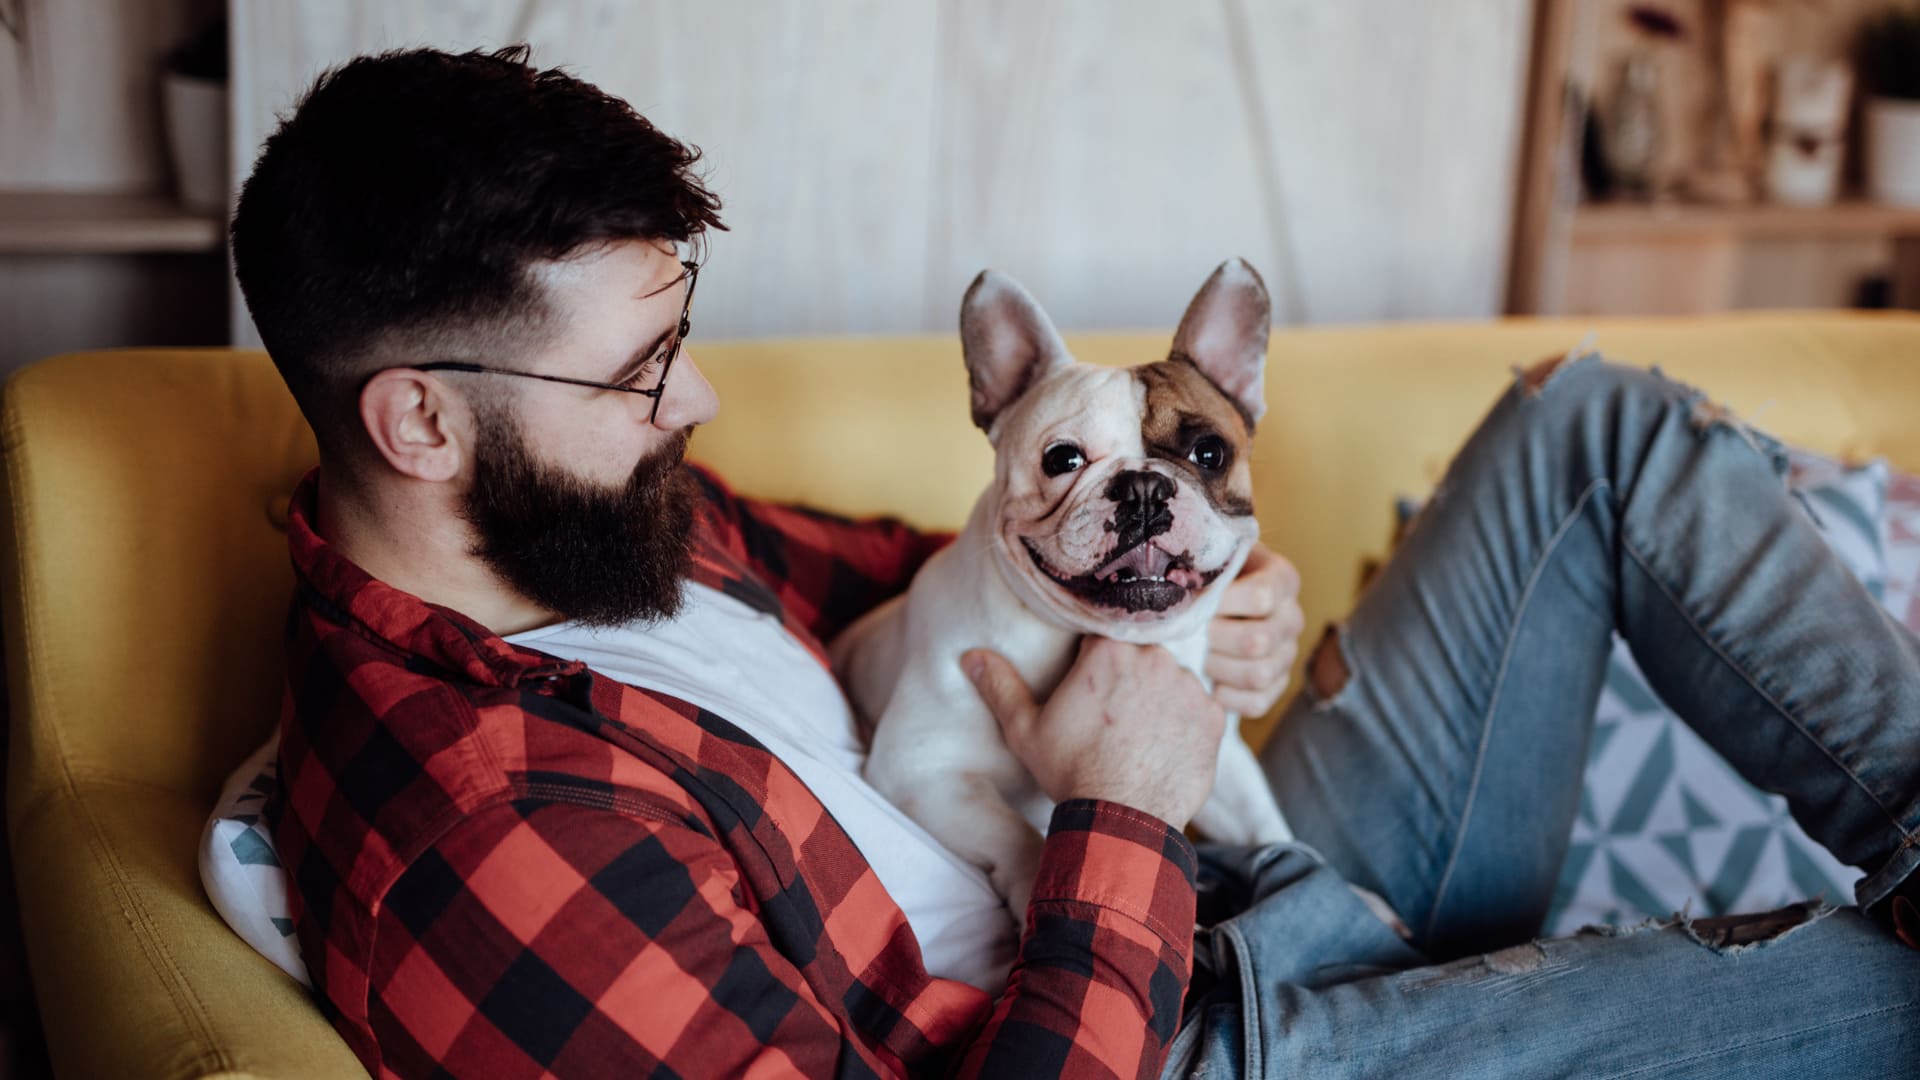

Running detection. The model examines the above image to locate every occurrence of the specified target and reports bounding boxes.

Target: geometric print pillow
[1881,466,1920,632]
[198,733,309,985]
[1541,450,1888,934]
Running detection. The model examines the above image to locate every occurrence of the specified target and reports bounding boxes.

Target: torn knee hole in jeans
[1515,354,1570,398]
[1512,334,1598,398]
[1688,397,1763,447]
[1308,623,1350,701]
[1684,393,1789,479]
[1578,898,1831,956]
[1408,941,1576,996]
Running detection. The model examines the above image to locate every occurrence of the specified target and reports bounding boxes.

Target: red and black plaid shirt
[272,465,1200,1079]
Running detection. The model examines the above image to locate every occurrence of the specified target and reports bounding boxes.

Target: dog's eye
[1042,443,1087,477]
[1189,435,1229,472]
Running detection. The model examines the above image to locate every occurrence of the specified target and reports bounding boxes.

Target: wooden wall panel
[926,1,1284,332]
[544,2,942,339]
[228,0,1533,346]
[230,0,940,344]
[1234,0,1532,324]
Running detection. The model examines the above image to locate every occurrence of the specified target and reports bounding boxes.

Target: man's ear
[960,269,1073,438]
[359,369,467,483]
[1170,258,1271,427]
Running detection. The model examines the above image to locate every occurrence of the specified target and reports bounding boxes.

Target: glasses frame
[415,258,699,424]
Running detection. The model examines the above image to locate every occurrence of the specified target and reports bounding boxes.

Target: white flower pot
[162,71,229,213]
[1866,96,1920,207]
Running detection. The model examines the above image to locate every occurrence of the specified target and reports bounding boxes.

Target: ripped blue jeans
[1167,353,1920,1078]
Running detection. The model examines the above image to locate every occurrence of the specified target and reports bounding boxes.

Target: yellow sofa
[5,312,1918,1078]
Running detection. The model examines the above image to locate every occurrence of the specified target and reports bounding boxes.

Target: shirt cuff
[1033,799,1199,953]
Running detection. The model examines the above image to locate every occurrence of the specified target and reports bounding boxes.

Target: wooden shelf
[0,192,223,255]
[1572,199,1920,242]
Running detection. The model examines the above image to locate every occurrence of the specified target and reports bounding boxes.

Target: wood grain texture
[1564,232,1895,315]
[1507,0,1576,315]
[926,1,1285,333]
[227,0,1532,347]
[0,192,220,253]
[1230,0,1532,324]
[1564,233,1738,314]
[1573,199,1920,239]
[1892,236,1920,310]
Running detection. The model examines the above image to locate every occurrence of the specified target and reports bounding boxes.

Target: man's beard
[462,407,697,628]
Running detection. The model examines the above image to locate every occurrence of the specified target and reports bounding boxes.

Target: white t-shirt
[507,582,1019,992]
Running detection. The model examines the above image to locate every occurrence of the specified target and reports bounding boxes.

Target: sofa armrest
[12,779,359,1078]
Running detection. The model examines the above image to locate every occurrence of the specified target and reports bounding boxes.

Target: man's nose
[653,350,719,430]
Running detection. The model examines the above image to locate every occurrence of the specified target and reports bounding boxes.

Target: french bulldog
[831,259,1295,926]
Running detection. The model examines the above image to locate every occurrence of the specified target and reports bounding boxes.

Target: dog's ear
[960,270,1072,435]
[1170,258,1270,427]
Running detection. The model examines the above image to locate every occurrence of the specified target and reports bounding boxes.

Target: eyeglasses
[415,258,699,424]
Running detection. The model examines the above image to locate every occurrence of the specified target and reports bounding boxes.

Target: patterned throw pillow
[1542,450,1890,933]
[199,733,308,984]
[1881,467,1920,632]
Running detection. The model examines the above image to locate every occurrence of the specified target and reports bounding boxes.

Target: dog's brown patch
[1135,357,1255,517]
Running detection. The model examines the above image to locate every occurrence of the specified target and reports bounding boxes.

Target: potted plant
[1857,3,1920,205]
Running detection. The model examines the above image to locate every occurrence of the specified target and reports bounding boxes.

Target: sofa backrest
[2,350,319,819]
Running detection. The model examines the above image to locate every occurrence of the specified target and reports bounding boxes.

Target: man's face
[459,239,718,626]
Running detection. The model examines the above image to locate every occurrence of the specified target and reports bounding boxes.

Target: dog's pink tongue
[1097,542,1174,581]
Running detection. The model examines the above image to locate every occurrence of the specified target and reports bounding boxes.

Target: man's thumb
[960,649,1035,728]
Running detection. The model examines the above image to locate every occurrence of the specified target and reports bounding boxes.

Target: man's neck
[314,470,556,637]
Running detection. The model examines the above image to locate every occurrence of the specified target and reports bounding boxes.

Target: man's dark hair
[231,45,724,460]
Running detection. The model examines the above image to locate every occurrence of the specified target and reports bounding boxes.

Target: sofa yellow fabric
[4,311,1917,1078]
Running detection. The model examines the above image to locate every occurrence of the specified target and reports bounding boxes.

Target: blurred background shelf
[0,192,222,255]
[1509,0,1920,317]
[1573,199,1920,240]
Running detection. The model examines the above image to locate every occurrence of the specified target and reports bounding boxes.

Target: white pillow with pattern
[199,733,309,986]
[1543,450,1887,933]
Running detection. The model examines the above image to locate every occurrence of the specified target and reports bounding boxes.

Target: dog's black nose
[1106,470,1175,507]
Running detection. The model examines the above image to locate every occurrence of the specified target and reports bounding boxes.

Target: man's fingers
[961,649,1037,730]
[1208,617,1271,661]
[1215,547,1299,618]
[1204,651,1293,698]
[1208,604,1302,659]
[1214,584,1276,620]
[1213,683,1286,718]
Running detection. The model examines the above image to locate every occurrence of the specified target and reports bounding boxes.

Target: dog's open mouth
[1023,539,1221,613]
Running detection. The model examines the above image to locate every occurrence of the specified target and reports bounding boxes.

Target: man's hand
[962,639,1226,830]
[1205,544,1304,717]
